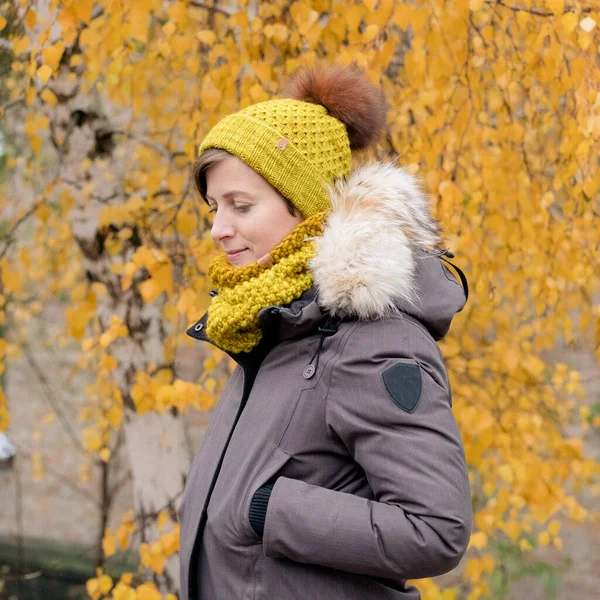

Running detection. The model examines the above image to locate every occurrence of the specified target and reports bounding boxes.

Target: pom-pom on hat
[196,63,388,218]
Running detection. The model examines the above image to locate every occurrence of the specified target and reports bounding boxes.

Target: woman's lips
[226,248,247,259]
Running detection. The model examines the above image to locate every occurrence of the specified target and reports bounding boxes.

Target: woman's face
[205,154,303,267]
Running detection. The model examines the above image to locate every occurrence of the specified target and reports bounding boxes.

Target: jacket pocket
[240,446,292,544]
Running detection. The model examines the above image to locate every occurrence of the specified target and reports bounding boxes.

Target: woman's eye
[234,204,251,213]
[208,206,217,214]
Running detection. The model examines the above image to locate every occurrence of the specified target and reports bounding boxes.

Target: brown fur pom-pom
[282,63,388,151]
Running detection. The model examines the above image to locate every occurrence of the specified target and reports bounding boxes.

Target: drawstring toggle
[303,318,339,380]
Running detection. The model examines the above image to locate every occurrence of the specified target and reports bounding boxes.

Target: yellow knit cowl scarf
[206,212,326,354]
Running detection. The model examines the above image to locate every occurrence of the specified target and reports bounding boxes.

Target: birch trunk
[36,54,191,592]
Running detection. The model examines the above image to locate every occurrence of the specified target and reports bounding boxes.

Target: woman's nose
[210,210,235,242]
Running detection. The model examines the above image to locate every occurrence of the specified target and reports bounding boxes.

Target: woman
[179,64,472,600]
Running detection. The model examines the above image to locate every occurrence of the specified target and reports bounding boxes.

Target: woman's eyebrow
[205,190,253,202]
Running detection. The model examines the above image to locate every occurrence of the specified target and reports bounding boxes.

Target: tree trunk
[124,409,189,587]
[27,41,190,593]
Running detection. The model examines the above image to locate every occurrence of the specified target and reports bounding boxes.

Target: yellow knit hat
[196,64,388,218]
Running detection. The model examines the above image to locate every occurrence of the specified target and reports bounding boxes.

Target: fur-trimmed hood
[187,161,467,349]
[310,162,467,340]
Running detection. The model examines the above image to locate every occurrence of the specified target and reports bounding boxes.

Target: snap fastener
[277,137,290,150]
[303,365,315,379]
[194,323,204,332]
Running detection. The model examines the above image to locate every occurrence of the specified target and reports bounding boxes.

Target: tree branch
[22,342,89,457]
[14,447,101,507]
[0,197,46,261]
[189,1,237,16]
[1,95,26,113]
[488,0,592,16]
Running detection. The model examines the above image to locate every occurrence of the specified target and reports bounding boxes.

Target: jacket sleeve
[262,321,472,580]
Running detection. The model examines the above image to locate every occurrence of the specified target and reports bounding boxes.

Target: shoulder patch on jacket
[382,363,422,413]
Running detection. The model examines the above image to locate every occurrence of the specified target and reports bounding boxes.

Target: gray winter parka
[178,162,472,600]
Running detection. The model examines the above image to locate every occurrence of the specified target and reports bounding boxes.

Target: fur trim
[310,162,442,319]
[283,63,387,150]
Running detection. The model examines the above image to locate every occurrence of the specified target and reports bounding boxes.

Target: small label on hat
[277,137,290,150]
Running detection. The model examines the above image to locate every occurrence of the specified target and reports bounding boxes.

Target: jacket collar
[186,288,325,366]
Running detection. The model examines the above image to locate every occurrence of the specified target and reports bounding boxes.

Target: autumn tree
[1,0,599,598]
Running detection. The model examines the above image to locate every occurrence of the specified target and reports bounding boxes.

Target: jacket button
[303,365,315,379]
[194,323,204,332]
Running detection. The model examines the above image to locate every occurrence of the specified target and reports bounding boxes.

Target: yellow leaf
[12,37,30,55]
[548,520,561,536]
[42,412,55,425]
[99,574,112,594]
[469,0,485,10]
[200,79,222,111]
[197,30,216,45]
[57,6,78,30]
[249,83,266,102]
[560,12,579,33]
[157,511,169,531]
[162,21,176,37]
[498,464,514,483]
[0,405,9,433]
[167,173,186,195]
[135,582,161,600]
[362,24,379,43]
[469,531,488,549]
[107,405,123,429]
[519,538,533,552]
[74,0,93,24]
[176,210,197,237]
[101,354,118,372]
[31,136,42,155]
[37,65,53,84]
[577,30,593,50]
[25,10,36,29]
[503,520,521,540]
[120,573,133,585]
[117,520,136,550]
[130,4,151,43]
[100,447,111,462]
[346,4,365,31]
[41,43,64,70]
[83,427,103,452]
[139,279,163,304]
[161,529,179,555]
[40,88,58,105]
[102,529,116,556]
[546,0,564,16]
[153,262,173,294]
[538,531,551,546]
[86,577,101,600]
[0,16,7,32]
[112,582,136,600]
